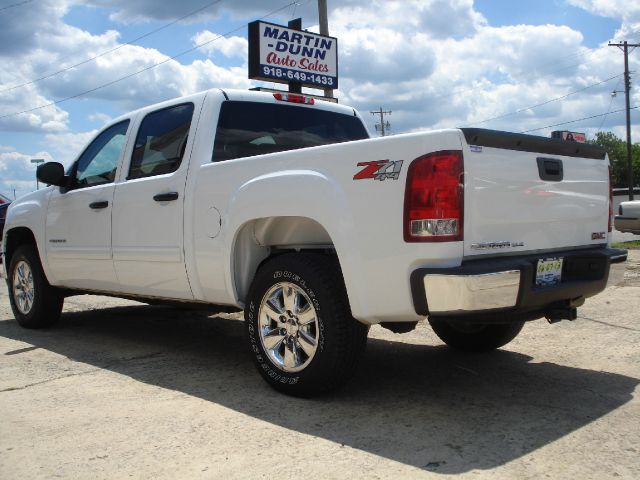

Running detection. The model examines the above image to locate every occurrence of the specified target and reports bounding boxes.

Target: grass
[612,240,640,249]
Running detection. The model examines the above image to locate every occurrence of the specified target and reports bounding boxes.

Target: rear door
[112,101,201,299]
[460,129,609,258]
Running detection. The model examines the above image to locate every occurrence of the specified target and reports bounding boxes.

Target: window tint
[74,120,129,188]
[213,101,369,162]
[129,103,194,179]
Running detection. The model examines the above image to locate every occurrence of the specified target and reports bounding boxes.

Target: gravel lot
[1,252,639,479]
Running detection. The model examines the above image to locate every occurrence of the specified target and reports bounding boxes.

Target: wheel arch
[4,227,37,268]
[230,216,339,304]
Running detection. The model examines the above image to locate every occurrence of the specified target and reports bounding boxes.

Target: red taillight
[608,166,613,233]
[273,92,314,105]
[404,150,464,242]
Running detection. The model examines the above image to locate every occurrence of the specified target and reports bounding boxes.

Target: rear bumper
[411,247,627,316]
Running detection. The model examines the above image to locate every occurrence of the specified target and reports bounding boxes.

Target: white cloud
[567,0,640,37]
[192,31,248,60]
[44,130,99,166]
[88,112,113,125]
[0,150,55,199]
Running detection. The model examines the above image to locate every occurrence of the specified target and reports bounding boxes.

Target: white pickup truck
[2,88,627,396]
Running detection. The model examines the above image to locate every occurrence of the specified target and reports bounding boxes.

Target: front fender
[2,189,53,281]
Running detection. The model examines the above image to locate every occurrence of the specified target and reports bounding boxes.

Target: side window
[74,120,129,188]
[128,103,194,180]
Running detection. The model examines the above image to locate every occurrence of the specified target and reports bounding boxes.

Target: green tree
[587,131,640,188]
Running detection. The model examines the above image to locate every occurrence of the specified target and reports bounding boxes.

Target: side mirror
[36,162,67,187]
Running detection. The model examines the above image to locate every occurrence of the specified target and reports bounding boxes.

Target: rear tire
[429,318,524,352]
[8,245,63,329]
[245,253,368,397]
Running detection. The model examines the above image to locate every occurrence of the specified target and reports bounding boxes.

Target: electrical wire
[0,1,298,122]
[463,73,623,127]
[520,105,640,133]
[0,0,32,13]
[0,0,225,94]
[429,44,609,103]
[596,78,622,133]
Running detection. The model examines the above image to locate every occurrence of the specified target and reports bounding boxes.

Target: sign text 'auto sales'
[249,21,338,90]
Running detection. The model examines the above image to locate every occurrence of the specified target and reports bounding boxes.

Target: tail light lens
[608,166,613,233]
[404,150,464,242]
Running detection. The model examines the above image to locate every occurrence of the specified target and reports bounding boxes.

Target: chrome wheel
[13,260,35,315]
[258,282,319,373]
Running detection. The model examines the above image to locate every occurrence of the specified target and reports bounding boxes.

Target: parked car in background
[615,200,640,234]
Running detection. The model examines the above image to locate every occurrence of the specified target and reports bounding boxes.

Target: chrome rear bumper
[424,270,520,313]
[411,247,627,316]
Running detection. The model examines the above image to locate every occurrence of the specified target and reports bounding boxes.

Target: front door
[46,120,130,291]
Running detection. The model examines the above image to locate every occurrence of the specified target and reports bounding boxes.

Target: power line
[520,105,640,133]
[596,78,622,133]
[0,1,298,122]
[429,44,609,103]
[0,0,225,94]
[0,0,32,13]
[463,73,623,127]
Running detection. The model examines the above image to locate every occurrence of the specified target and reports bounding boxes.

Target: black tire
[245,253,368,397]
[428,318,524,352]
[8,245,63,329]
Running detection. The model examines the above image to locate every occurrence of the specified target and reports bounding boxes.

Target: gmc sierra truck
[2,88,627,396]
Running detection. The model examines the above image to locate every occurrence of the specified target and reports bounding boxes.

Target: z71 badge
[353,160,403,181]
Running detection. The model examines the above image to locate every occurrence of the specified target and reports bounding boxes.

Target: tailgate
[460,129,609,258]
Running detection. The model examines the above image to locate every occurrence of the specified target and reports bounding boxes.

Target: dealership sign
[248,21,338,90]
[551,130,586,143]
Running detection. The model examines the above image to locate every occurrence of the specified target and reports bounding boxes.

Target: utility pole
[609,40,639,200]
[370,107,391,136]
[318,0,333,99]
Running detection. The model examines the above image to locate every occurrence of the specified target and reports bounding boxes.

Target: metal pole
[318,0,333,99]
[287,18,303,94]
[609,40,639,200]
[623,42,634,200]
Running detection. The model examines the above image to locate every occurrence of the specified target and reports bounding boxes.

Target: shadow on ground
[1,304,637,474]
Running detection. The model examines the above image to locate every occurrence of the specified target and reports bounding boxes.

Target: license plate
[536,258,564,287]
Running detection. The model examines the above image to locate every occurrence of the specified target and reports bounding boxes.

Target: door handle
[153,192,179,202]
[89,201,109,209]
[536,157,564,182]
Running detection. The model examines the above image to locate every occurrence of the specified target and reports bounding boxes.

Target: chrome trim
[258,282,319,373]
[424,270,520,313]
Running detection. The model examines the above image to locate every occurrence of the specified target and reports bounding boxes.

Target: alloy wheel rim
[13,260,35,315]
[258,282,319,373]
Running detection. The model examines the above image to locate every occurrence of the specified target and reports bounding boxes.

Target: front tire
[429,318,524,352]
[245,253,368,397]
[8,245,63,329]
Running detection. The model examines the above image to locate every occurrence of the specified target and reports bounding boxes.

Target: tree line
[587,132,640,188]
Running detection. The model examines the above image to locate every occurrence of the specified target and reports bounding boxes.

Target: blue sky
[1,0,639,198]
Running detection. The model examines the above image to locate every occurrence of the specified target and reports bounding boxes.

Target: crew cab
[2,88,627,396]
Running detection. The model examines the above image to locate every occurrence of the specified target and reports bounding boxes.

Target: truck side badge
[354,160,403,181]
